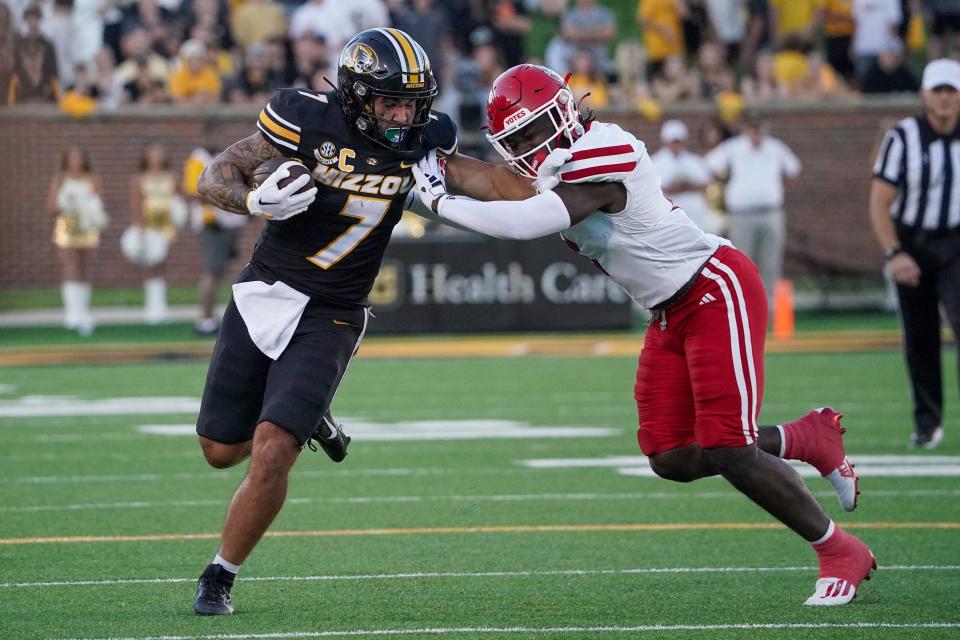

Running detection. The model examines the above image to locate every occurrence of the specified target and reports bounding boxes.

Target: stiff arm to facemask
[410,150,572,240]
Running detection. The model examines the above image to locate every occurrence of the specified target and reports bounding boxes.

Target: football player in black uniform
[188,28,463,615]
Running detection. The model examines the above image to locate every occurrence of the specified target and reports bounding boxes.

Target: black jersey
[251,88,457,307]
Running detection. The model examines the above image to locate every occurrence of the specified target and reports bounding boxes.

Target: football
[251,158,313,192]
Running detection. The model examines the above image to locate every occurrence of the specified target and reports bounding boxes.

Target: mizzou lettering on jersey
[311,164,414,197]
[252,88,458,307]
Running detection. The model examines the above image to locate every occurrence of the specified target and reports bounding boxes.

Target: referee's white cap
[921,58,960,92]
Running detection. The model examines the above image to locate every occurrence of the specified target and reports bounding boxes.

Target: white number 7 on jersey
[307,195,391,269]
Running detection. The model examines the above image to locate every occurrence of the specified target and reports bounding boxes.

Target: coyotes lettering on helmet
[486,64,584,178]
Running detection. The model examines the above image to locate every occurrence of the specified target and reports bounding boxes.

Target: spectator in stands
[264,36,295,86]
[546,0,612,74]
[704,0,747,64]
[11,5,59,104]
[488,0,532,68]
[795,50,848,99]
[452,26,503,157]
[290,0,357,66]
[740,49,784,101]
[925,0,960,59]
[638,0,686,79]
[48,145,107,336]
[121,0,178,55]
[770,0,824,43]
[741,0,772,65]
[182,133,248,336]
[852,0,902,82]
[651,53,701,100]
[824,0,855,81]
[861,37,920,93]
[91,47,123,110]
[652,119,726,235]
[230,0,286,48]
[567,46,609,109]
[168,38,221,104]
[130,142,181,324]
[698,39,736,97]
[183,0,234,53]
[115,27,169,87]
[43,0,77,88]
[123,55,170,103]
[680,0,710,55]
[225,43,282,104]
[772,34,811,94]
[290,33,330,88]
[392,0,453,86]
[0,2,15,105]
[705,116,802,303]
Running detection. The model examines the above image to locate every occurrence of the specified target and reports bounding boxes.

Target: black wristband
[884,246,904,260]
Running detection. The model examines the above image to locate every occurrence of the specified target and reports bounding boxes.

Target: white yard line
[6,564,957,589]
[2,489,958,514]
[54,622,960,640]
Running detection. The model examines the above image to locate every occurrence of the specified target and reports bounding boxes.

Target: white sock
[213,553,240,574]
[76,282,94,335]
[144,278,168,322]
[61,281,80,328]
[811,520,836,546]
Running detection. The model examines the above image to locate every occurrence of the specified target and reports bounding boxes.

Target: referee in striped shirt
[870,58,960,450]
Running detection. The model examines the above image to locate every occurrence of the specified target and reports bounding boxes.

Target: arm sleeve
[435,191,572,240]
[872,129,904,185]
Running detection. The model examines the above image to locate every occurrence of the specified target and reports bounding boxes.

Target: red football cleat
[782,407,859,511]
[805,527,877,606]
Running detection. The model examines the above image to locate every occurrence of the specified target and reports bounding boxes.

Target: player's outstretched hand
[413,150,449,214]
[246,161,318,220]
[534,148,573,193]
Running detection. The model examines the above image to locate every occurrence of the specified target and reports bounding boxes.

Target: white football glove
[534,148,573,193]
[245,160,317,220]
[412,150,449,214]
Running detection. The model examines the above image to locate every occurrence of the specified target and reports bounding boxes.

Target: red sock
[780,421,804,461]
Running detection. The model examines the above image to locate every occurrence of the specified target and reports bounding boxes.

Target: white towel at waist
[232,280,310,360]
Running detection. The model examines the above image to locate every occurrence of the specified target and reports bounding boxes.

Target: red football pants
[636,246,768,455]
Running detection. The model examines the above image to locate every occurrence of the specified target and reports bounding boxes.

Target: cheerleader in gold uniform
[47,146,107,335]
[129,143,183,324]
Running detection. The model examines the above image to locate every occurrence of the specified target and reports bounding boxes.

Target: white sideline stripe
[522,455,960,467]
[8,564,958,589]
[3,489,958,514]
[55,622,960,640]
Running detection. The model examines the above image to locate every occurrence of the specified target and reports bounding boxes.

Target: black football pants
[895,232,960,436]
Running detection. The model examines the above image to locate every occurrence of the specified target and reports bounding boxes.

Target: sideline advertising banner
[366,237,632,333]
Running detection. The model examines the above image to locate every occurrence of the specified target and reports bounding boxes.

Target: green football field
[0,346,958,639]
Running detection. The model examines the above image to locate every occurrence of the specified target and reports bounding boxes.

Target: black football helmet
[337,28,438,155]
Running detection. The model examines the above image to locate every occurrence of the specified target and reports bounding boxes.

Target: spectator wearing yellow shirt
[770,0,825,43]
[168,39,222,104]
[772,35,810,92]
[567,47,609,109]
[230,0,287,48]
[824,0,854,80]
[638,0,687,78]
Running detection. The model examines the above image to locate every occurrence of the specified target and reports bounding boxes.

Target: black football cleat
[307,410,351,462]
[193,563,235,615]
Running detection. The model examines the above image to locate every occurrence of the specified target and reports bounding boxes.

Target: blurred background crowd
[1,0,957,122]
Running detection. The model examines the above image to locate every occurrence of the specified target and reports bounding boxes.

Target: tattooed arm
[197,133,286,214]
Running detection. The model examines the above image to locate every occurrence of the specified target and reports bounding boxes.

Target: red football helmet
[486,64,584,178]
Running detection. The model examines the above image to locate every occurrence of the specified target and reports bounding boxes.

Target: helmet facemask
[351,81,437,153]
[487,85,582,178]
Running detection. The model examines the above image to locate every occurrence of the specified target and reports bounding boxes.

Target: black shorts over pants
[196,287,369,447]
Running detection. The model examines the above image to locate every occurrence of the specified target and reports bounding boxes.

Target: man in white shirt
[651,119,726,236]
[705,117,801,302]
[852,0,903,82]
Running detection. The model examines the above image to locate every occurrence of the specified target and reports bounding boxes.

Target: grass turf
[0,350,957,639]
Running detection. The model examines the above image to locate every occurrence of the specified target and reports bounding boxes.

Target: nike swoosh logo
[400,161,414,169]
[322,417,340,440]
